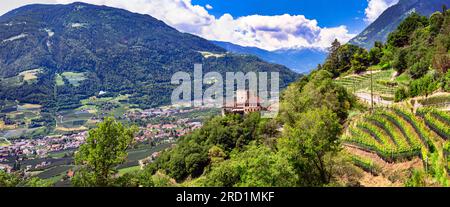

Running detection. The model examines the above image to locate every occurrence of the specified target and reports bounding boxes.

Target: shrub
[395,87,409,102]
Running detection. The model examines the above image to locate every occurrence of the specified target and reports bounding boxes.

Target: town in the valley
[0,88,271,185]
[0,105,210,183]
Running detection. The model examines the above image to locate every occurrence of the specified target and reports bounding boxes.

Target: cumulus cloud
[365,0,399,23]
[205,4,213,10]
[199,14,354,51]
[55,0,214,34]
[4,0,356,51]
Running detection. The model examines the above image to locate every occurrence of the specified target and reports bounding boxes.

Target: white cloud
[56,0,215,34]
[199,14,355,51]
[205,4,213,10]
[365,0,399,23]
[2,0,356,51]
[0,0,57,16]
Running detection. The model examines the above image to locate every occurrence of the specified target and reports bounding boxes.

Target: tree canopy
[72,117,137,187]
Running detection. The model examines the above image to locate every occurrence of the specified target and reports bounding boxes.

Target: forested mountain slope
[0,2,298,110]
[350,0,448,49]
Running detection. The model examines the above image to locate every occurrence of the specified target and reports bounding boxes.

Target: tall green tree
[351,50,370,73]
[197,144,298,187]
[368,42,384,65]
[388,13,429,47]
[323,43,367,77]
[430,12,444,36]
[409,74,439,97]
[279,106,342,186]
[72,117,137,187]
[280,70,354,125]
[393,49,408,73]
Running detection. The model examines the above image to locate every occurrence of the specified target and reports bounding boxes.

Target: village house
[222,90,267,116]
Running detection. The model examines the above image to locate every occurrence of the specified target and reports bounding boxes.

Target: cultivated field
[343,107,450,186]
[19,69,42,82]
[60,72,87,87]
[335,70,402,101]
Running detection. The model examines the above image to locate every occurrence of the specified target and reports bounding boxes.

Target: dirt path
[359,172,398,187]
[390,71,399,81]
[355,92,393,106]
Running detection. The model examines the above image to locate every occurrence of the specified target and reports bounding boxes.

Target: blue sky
[1,0,399,50]
[192,0,369,33]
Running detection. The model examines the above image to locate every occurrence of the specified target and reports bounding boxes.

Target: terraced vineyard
[351,155,381,175]
[417,108,450,140]
[335,70,397,98]
[418,94,450,108]
[343,108,437,162]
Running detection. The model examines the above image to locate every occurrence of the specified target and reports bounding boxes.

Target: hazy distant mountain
[212,41,327,74]
[0,2,298,110]
[350,0,448,49]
